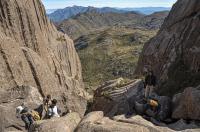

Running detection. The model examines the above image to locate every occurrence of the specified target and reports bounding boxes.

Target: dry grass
[76,27,157,92]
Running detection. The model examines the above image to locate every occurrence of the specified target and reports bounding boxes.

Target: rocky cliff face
[136,0,200,95]
[0,0,87,131]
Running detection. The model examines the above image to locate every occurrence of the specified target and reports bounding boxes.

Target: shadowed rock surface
[136,0,200,96]
[172,86,200,120]
[0,0,87,131]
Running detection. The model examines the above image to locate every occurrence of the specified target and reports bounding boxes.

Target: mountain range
[57,11,168,40]
[47,6,126,22]
[47,6,171,22]
[117,7,171,15]
[57,11,144,40]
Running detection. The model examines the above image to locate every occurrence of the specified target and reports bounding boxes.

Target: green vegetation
[76,27,157,92]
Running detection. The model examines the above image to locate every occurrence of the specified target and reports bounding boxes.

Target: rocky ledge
[76,111,200,132]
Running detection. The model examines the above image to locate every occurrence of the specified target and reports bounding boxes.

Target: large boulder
[30,112,81,132]
[90,78,144,116]
[0,0,88,131]
[76,112,200,132]
[77,111,200,132]
[172,86,200,120]
[136,0,200,96]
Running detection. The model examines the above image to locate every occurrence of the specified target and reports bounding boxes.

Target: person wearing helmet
[16,104,34,130]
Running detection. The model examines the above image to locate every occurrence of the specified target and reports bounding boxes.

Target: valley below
[55,10,168,92]
[75,27,156,91]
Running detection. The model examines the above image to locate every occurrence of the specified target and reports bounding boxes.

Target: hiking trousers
[21,114,34,130]
[145,85,154,98]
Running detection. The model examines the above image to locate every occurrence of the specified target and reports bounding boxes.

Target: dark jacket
[145,74,156,86]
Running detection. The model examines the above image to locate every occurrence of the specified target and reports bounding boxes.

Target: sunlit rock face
[0,0,87,131]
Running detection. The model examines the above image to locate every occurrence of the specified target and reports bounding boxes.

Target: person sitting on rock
[48,99,60,118]
[144,70,157,99]
[16,104,34,130]
[145,99,160,118]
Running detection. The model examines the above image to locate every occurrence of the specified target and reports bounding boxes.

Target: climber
[145,94,172,122]
[145,99,160,119]
[43,94,52,117]
[47,99,60,118]
[36,94,52,119]
[44,94,52,111]
[144,70,157,99]
[16,104,34,130]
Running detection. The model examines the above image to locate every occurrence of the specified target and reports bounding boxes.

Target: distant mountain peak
[47,6,171,22]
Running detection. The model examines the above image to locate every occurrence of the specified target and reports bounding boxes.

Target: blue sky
[43,0,177,9]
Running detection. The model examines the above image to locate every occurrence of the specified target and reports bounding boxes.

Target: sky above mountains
[43,0,177,9]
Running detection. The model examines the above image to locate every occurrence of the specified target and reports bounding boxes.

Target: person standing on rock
[44,95,51,111]
[43,94,52,118]
[36,94,52,119]
[144,70,157,99]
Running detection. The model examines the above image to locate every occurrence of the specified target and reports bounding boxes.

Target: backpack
[31,110,41,121]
